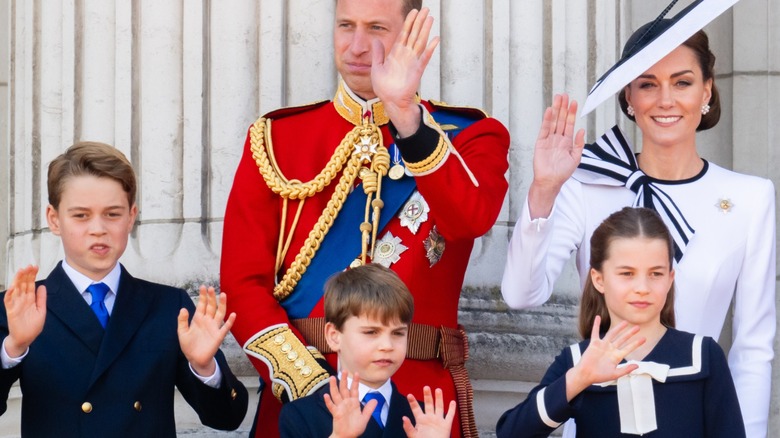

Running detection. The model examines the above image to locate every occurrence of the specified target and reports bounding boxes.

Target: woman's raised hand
[528,94,586,219]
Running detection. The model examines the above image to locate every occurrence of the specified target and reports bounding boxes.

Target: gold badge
[423,226,445,267]
[715,198,734,213]
[389,164,406,180]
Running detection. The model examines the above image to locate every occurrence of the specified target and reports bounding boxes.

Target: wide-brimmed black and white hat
[580,0,740,116]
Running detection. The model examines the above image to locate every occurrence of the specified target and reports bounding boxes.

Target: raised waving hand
[177,286,236,376]
[371,8,440,137]
[528,94,586,219]
[4,265,47,358]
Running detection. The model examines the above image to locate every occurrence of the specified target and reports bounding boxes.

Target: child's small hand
[324,371,375,438]
[4,265,47,357]
[402,386,456,437]
[177,286,236,376]
[565,316,645,400]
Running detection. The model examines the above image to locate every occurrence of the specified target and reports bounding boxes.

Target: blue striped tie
[86,283,110,328]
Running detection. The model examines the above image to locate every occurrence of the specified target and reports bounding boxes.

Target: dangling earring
[627,105,635,117]
[701,104,711,115]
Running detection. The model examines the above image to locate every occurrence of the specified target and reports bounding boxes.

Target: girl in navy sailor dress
[496,208,744,437]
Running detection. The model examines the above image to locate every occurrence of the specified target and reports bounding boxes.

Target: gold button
[301,366,312,377]
[294,358,305,369]
[280,343,292,353]
[231,389,237,400]
[81,402,92,413]
[286,351,299,361]
[133,401,142,412]
[273,334,285,345]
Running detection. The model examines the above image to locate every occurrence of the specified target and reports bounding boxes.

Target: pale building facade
[1,1,778,436]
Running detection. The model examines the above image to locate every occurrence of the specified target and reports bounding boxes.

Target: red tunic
[221,83,509,437]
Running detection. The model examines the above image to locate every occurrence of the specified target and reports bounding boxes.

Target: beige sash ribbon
[597,360,670,435]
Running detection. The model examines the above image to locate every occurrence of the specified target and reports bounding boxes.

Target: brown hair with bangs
[579,207,676,339]
[324,263,414,330]
[47,141,137,209]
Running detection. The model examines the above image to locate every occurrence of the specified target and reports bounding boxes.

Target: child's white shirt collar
[345,375,393,425]
[62,260,121,312]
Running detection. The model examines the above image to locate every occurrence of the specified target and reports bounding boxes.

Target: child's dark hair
[47,141,137,209]
[579,207,676,338]
[324,264,414,330]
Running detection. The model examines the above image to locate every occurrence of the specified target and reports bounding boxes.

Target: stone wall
[1,1,779,436]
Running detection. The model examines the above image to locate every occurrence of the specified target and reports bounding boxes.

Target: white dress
[501,158,776,437]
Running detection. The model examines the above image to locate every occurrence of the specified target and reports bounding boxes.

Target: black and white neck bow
[573,125,695,262]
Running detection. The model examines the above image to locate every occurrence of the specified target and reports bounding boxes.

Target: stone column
[1,0,9,292]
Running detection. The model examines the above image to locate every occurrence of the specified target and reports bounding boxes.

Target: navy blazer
[496,328,745,438]
[0,263,248,437]
[279,380,414,437]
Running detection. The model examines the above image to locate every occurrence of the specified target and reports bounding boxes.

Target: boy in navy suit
[0,141,248,436]
[278,264,455,437]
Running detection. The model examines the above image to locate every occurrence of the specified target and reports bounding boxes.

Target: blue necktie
[86,283,110,328]
[362,392,386,429]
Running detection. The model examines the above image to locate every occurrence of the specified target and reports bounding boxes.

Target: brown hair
[402,0,423,16]
[47,141,137,209]
[324,263,414,330]
[335,0,422,18]
[579,207,676,339]
[618,28,721,131]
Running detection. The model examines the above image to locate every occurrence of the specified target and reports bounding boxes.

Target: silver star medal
[372,232,407,268]
[354,135,378,163]
[398,191,430,234]
[715,197,734,214]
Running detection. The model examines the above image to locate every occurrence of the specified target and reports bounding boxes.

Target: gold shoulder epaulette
[428,99,489,120]
[262,100,330,121]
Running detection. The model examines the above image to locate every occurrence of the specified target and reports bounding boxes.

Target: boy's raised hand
[324,371,376,438]
[4,265,47,357]
[177,285,236,376]
[402,386,456,437]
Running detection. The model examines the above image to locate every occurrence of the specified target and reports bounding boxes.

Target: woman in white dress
[500,19,776,437]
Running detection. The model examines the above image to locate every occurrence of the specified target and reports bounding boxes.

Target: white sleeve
[729,178,776,438]
[501,179,586,309]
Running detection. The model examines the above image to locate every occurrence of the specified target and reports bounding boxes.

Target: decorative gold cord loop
[250,117,388,301]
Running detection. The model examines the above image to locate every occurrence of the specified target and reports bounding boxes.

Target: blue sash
[282,175,416,318]
[281,109,479,319]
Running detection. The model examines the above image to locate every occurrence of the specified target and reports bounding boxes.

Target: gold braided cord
[277,198,306,273]
[250,117,357,200]
[273,153,361,300]
[369,148,389,256]
[250,116,387,301]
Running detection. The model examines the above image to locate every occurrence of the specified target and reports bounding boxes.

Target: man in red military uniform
[221,1,509,436]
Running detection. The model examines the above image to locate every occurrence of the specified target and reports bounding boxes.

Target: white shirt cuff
[189,358,223,389]
[1,337,28,369]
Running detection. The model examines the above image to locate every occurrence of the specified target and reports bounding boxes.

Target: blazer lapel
[88,267,156,387]
[44,263,105,356]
